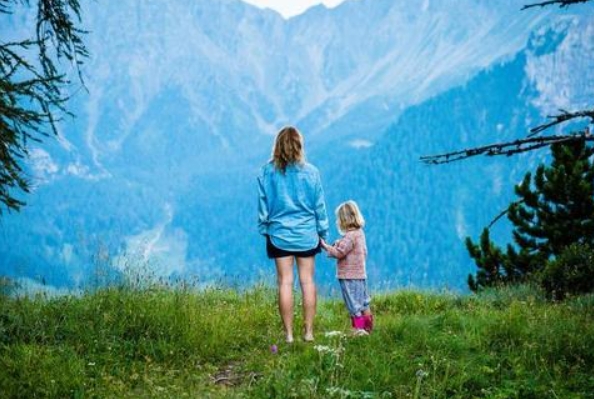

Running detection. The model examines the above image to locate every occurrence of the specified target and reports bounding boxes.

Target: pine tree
[422,0,594,291]
[0,0,87,213]
[509,139,594,259]
[466,229,506,291]
[466,139,594,290]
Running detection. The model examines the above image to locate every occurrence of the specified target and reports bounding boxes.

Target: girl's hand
[320,239,331,251]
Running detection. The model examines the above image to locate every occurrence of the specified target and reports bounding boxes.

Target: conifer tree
[466,230,527,292]
[509,140,594,259]
[420,0,594,292]
[465,229,506,291]
[466,139,594,290]
[0,0,87,214]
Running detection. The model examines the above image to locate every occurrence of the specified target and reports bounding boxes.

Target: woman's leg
[275,256,295,342]
[296,256,316,341]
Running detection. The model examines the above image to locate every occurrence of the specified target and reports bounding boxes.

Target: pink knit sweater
[325,228,367,279]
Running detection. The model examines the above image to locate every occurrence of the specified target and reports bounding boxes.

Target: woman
[257,126,329,343]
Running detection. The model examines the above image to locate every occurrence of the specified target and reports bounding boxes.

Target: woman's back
[258,161,328,251]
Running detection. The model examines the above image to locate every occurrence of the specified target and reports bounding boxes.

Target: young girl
[321,200,373,335]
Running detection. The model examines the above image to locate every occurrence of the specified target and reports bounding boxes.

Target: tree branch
[421,107,594,164]
[36,0,88,87]
[420,129,593,164]
[522,0,591,9]
[486,200,526,229]
[528,109,594,136]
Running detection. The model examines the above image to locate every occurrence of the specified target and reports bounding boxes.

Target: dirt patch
[211,361,261,387]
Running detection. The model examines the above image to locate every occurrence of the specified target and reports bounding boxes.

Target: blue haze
[1,0,593,294]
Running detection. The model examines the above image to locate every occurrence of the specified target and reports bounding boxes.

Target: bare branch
[522,0,591,9]
[528,109,594,136]
[420,130,593,164]
[486,200,525,229]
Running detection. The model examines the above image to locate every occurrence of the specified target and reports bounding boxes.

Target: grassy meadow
[1,282,593,398]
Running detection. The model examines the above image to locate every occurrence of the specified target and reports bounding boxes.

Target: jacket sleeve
[257,173,269,236]
[325,236,354,260]
[314,172,329,241]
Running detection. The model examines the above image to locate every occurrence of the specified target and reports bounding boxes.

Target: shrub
[541,243,594,300]
[0,277,18,298]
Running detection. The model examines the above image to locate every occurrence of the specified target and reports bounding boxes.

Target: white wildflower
[326,387,353,397]
[314,345,332,353]
[324,330,346,338]
[416,369,429,379]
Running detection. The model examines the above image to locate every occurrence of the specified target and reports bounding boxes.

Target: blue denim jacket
[257,161,329,251]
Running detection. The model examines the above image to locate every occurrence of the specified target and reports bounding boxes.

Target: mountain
[1,0,593,293]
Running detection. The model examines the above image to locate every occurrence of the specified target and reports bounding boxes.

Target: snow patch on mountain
[526,14,594,117]
[349,139,374,149]
[116,204,189,278]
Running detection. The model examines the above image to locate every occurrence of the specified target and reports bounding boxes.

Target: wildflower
[326,386,352,397]
[416,369,429,379]
[270,344,278,354]
[314,345,332,353]
[324,330,346,338]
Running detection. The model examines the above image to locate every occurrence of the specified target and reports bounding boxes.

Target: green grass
[1,284,593,398]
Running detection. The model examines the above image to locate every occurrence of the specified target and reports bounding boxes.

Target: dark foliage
[541,243,594,299]
[467,140,594,291]
[0,0,87,213]
[466,229,506,291]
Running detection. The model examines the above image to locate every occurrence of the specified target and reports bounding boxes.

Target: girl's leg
[275,256,295,342]
[296,256,316,341]
[360,281,373,331]
[340,279,372,333]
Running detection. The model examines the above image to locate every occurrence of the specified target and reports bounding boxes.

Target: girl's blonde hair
[271,126,305,173]
[336,200,365,234]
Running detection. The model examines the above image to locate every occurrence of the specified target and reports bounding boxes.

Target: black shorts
[266,235,321,259]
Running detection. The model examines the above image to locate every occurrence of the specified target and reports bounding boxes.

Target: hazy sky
[241,0,347,18]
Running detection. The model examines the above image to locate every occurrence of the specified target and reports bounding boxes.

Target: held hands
[320,238,332,252]
[320,238,338,259]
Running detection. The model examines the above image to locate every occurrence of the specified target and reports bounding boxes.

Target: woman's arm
[314,171,329,241]
[257,174,269,235]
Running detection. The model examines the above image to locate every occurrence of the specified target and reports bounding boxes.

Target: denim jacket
[257,161,329,251]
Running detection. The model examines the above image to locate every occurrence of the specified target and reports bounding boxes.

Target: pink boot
[363,314,374,333]
[351,315,366,330]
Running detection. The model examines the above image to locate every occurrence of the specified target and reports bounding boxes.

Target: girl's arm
[323,236,354,259]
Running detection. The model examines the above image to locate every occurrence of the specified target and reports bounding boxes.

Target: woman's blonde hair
[272,126,305,173]
[336,200,365,234]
